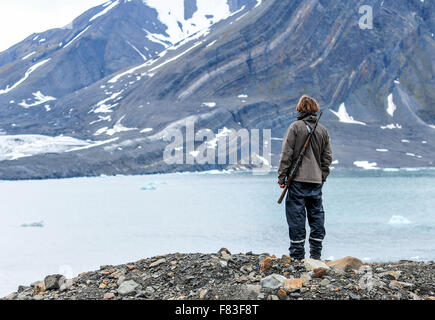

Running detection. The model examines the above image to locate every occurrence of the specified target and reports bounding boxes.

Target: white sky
[0,0,108,52]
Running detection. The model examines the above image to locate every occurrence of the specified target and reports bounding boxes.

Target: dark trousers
[285,181,326,260]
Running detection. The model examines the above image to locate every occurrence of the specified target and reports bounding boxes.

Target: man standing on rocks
[278,95,333,261]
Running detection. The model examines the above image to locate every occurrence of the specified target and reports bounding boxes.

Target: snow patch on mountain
[89,0,120,22]
[387,93,396,117]
[143,0,231,45]
[64,25,92,48]
[0,59,51,95]
[330,103,366,126]
[18,91,56,108]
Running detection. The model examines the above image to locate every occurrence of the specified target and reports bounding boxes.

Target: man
[278,95,333,261]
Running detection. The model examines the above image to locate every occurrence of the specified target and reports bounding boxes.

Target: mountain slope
[0,0,434,180]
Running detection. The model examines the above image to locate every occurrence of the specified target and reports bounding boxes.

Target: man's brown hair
[296,95,320,113]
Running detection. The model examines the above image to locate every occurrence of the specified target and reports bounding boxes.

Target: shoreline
[3,250,435,301]
[1,166,434,182]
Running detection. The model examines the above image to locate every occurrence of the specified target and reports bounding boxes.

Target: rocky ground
[3,249,435,301]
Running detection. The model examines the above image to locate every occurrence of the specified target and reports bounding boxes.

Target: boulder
[59,279,73,292]
[117,280,142,296]
[283,278,303,292]
[103,292,115,300]
[44,274,66,290]
[313,268,328,278]
[280,255,291,265]
[245,284,262,299]
[260,274,287,289]
[303,258,330,271]
[260,257,272,273]
[325,257,363,271]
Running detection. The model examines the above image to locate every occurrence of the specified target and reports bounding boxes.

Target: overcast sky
[0,0,108,52]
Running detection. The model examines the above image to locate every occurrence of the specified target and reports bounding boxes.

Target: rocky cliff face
[0,0,434,180]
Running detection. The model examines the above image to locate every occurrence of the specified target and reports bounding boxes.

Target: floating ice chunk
[353,161,379,170]
[394,79,400,84]
[331,160,339,165]
[238,94,248,99]
[386,93,396,117]
[330,103,366,125]
[255,0,263,8]
[21,221,44,228]
[202,102,216,108]
[376,149,389,152]
[401,139,410,143]
[388,215,411,225]
[406,153,416,157]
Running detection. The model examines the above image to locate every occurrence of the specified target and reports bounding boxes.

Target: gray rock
[303,258,330,271]
[320,279,331,286]
[117,280,142,296]
[44,275,66,290]
[117,275,127,285]
[59,279,73,292]
[245,284,262,299]
[260,274,287,290]
[145,286,155,295]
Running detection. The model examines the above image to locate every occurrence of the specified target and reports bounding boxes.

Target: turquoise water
[0,168,434,296]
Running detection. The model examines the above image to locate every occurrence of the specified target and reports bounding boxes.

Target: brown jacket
[278,113,333,185]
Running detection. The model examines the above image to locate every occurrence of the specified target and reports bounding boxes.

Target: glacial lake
[1,168,434,296]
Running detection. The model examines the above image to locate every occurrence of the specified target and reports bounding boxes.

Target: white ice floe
[401,139,410,143]
[406,153,416,157]
[238,94,248,99]
[18,91,56,108]
[330,103,366,125]
[0,58,51,95]
[394,79,400,84]
[376,149,389,152]
[422,141,427,144]
[388,215,411,225]
[0,134,90,161]
[64,25,92,48]
[331,160,339,165]
[429,125,435,129]
[383,168,399,172]
[353,161,379,170]
[255,0,263,8]
[140,128,153,134]
[21,51,36,60]
[89,0,120,22]
[45,105,51,112]
[202,102,216,108]
[386,93,396,117]
[380,123,402,129]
